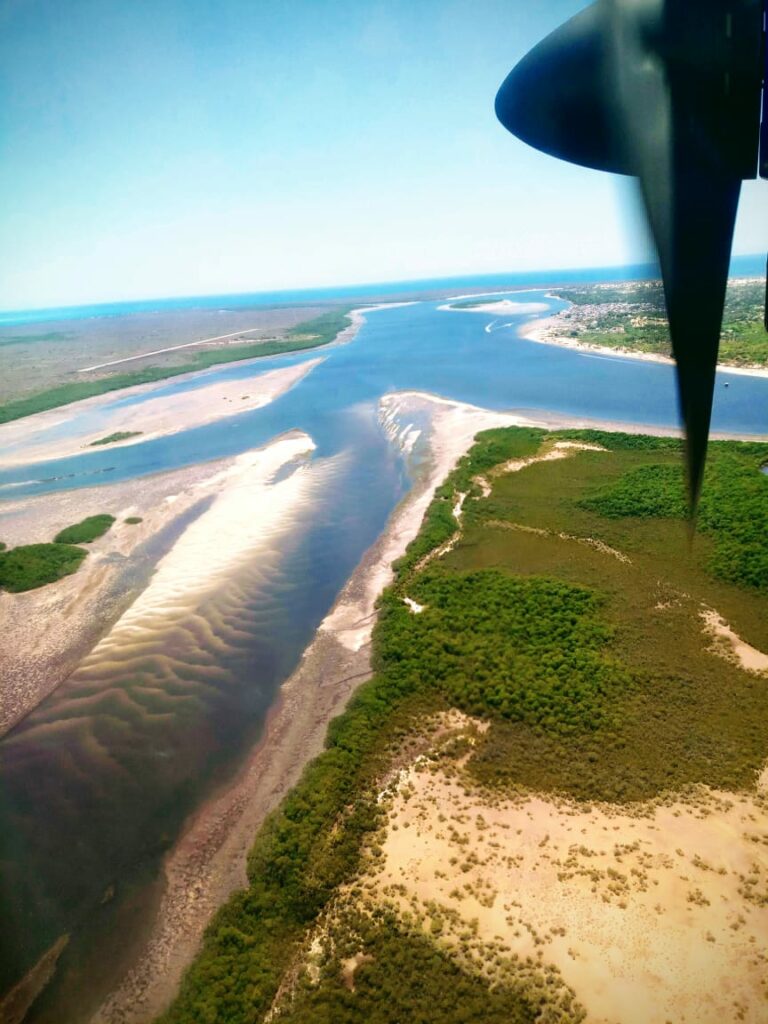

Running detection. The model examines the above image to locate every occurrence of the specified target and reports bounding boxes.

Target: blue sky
[0,0,765,310]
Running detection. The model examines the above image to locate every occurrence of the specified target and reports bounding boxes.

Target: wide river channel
[2,291,768,1021]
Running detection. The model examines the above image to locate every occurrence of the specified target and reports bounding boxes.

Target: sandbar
[440,299,549,316]
[0,358,322,468]
[0,432,315,736]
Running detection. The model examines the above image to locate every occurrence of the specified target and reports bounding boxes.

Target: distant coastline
[0,308,356,427]
[2,253,762,328]
[517,315,768,380]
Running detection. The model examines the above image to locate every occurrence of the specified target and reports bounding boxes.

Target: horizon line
[0,252,763,321]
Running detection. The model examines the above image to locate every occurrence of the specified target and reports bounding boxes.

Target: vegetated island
[158,426,768,1024]
[521,277,768,371]
[88,431,143,447]
[0,515,115,593]
[0,308,354,425]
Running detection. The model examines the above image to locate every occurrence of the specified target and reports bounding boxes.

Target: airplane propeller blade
[496,0,764,515]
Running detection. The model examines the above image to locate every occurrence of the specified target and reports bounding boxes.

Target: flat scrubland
[159,428,768,1024]
[0,306,347,422]
[549,278,767,367]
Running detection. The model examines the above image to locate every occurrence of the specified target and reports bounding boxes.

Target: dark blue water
[1,253,763,327]
[2,287,767,1022]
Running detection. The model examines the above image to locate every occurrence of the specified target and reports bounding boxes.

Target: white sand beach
[440,299,549,316]
[519,317,768,379]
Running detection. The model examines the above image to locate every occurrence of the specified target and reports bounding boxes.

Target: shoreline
[91,392,534,1024]
[518,316,768,380]
[0,359,322,470]
[90,389,768,1024]
[0,431,314,737]
[0,301,411,471]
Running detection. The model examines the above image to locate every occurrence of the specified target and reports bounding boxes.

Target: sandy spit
[91,391,530,1024]
[701,608,768,675]
[518,317,768,379]
[439,299,550,316]
[88,390,768,1023]
[0,359,322,468]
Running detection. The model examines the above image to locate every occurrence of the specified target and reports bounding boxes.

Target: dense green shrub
[274,908,534,1024]
[379,570,629,735]
[580,444,768,590]
[54,514,115,544]
[88,431,143,446]
[0,543,87,592]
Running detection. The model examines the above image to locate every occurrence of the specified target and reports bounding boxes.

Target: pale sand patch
[701,609,768,675]
[369,731,768,1024]
[88,434,315,645]
[0,359,322,468]
[518,317,768,379]
[403,596,425,614]
[496,439,605,477]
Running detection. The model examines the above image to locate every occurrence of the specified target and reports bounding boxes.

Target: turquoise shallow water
[1,285,767,1020]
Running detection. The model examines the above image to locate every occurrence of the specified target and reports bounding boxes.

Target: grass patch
[54,514,115,544]
[0,308,353,425]
[88,431,143,447]
[0,543,87,593]
[124,516,143,525]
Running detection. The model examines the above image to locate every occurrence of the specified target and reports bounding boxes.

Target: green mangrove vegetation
[159,426,768,1024]
[88,431,143,446]
[0,308,353,425]
[53,514,115,545]
[272,906,534,1024]
[1,513,119,591]
[0,543,87,593]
